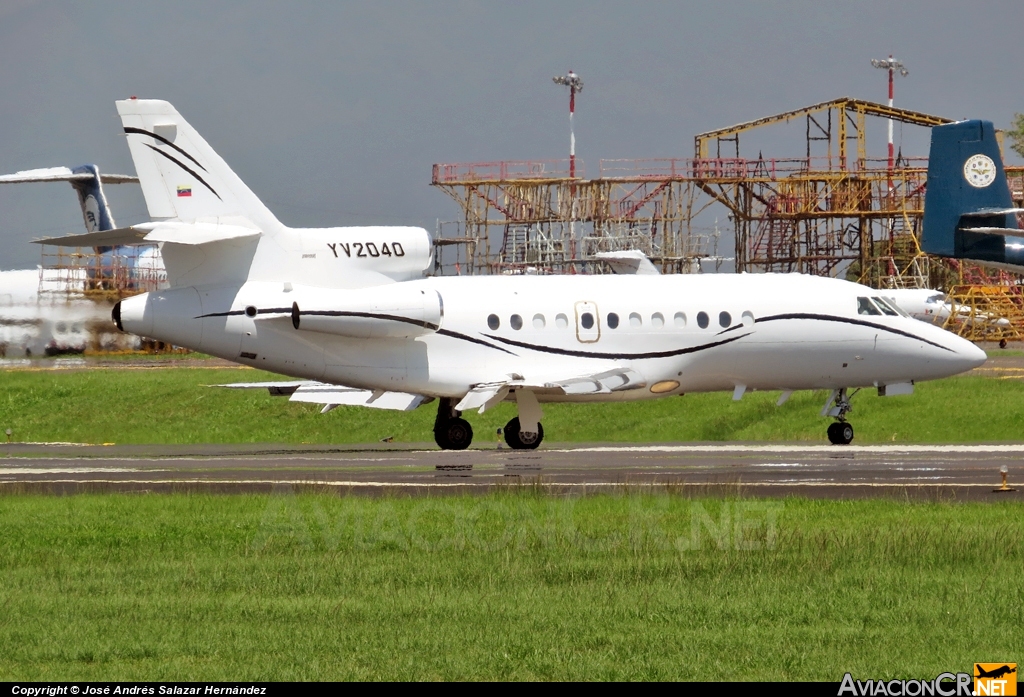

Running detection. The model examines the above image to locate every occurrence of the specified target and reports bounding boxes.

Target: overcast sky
[1,0,1022,269]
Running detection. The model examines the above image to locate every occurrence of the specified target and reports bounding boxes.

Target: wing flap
[213,380,426,410]
[289,384,425,411]
[455,367,647,413]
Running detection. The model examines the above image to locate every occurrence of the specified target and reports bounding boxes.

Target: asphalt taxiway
[1,442,1021,500]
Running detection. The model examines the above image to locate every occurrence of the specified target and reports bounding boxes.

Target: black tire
[503,417,544,450]
[827,421,854,445]
[435,417,473,450]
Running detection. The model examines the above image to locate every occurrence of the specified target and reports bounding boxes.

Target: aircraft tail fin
[922,120,1022,264]
[0,164,130,233]
[115,98,283,234]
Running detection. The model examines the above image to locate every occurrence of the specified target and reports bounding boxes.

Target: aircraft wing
[213,381,427,412]
[593,250,661,275]
[455,367,646,412]
[0,166,138,184]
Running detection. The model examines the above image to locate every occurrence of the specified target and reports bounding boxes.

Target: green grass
[0,493,1020,680]
[1,367,1022,444]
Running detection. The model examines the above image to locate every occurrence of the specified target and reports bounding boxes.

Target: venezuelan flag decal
[177,185,192,197]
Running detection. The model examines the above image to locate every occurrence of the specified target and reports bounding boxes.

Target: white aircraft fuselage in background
[42,99,984,448]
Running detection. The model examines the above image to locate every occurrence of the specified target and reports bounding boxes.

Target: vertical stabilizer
[68,164,116,232]
[922,120,1020,264]
[116,98,282,234]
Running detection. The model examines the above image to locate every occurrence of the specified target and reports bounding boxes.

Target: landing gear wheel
[827,421,854,445]
[435,417,473,450]
[503,417,544,450]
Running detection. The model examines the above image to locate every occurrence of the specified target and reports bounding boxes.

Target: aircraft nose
[940,332,987,372]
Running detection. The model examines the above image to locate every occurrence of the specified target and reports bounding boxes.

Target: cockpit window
[879,297,910,318]
[857,297,882,315]
[926,294,946,305]
[871,296,900,316]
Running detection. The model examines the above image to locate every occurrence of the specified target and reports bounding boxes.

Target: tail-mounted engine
[290,285,442,339]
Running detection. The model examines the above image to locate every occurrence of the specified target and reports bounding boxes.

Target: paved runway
[1,442,1022,500]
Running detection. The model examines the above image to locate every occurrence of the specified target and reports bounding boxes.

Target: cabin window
[510,314,523,330]
[652,312,665,328]
[629,312,642,328]
[580,312,595,329]
[674,312,687,328]
[741,310,755,326]
[607,312,620,329]
[533,313,546,329]
[857,297,882,315]
[697,311,709,328]
[871,297,900,317]
[487,314,500,330]
[719,311,732,328]
[555,313,569,329]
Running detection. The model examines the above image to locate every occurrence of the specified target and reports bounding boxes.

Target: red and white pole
[569,82,576,178]
[887,55,895,173]
[553,70,583,178]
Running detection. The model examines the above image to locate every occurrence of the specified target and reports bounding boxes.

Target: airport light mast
[552,70,583,178]
[871,55,909,174]
[553,70,584,264]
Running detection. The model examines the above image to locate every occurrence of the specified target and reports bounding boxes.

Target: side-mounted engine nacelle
[290,285,442,339]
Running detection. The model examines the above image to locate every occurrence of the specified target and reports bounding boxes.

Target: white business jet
[37,99,986,447]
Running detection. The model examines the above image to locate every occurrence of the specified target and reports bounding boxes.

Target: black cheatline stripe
[483,332,751,360]
[299,309,439,332]
[716,322,746,335]
[144,144,222,200]
[755,313,955,353]
[196,307,291,319]
[197,310,243,318]
[436,329,517,356]
[196,307,517,355]
[124,126,207,171]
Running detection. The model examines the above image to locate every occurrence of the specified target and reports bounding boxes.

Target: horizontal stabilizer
[212,381,426,411]
[32,227,149,247]
[960,226,1024,238]
[593,250,661,275]
[960,207,1024,217]
[0,166,138,184]
[33,221,261,247]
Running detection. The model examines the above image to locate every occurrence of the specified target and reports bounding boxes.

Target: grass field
[0,493,1020,680]
[1,367,1022,444]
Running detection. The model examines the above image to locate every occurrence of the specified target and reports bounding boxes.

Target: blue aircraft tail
[68,164,116,233]
[922,120,1023,267]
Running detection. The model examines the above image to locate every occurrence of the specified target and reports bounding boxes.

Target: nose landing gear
[823,388,857,445]
[434,397,473,450]
[827,421,854,445]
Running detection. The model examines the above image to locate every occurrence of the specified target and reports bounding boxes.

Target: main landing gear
[823,388,857,445]
[434,398,473,450]
[503,417,544,450]
[433,391,546,451]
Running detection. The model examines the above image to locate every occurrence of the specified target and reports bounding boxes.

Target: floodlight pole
[553,70,583,178]
[553,70,584,266]
[871,55,908,177]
